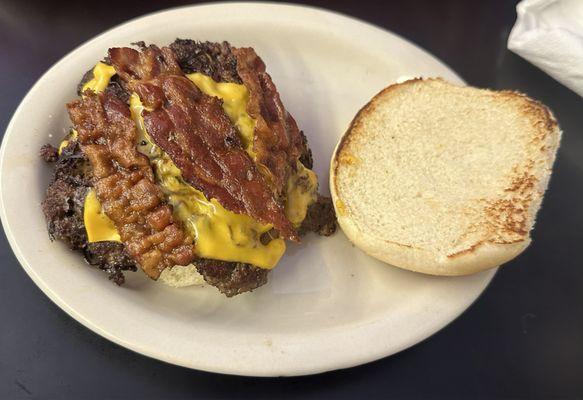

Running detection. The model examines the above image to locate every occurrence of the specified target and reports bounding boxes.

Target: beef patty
[41,141,137,285]
[43,39,336,296]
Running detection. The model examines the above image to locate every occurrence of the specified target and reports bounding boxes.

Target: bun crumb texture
[330,78,561,275]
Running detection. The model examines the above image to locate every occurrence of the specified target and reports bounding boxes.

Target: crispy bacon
[109,46,298,241]
[109,46,182,82]
[233,47,307,196]
[67,91,196,279]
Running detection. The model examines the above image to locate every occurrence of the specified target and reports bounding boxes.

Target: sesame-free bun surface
[330,78,561,275]
[159,264,205,287]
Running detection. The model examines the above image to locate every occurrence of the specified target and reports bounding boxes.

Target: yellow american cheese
[129,94,285,269]
[82,62,116,94]
[83,189,121,243]
[58,129,77,155]
[77,63,316,268]
[285,161,318,227]
[187,73,318,226]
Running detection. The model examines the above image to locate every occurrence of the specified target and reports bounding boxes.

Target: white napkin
[508,0,583,96]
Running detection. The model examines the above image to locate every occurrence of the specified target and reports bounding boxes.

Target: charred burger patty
[41,39,336,297]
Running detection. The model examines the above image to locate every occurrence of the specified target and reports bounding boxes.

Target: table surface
[1,0,582,398]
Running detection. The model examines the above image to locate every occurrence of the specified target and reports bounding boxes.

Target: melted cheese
[61,62,114,155]
[83,189,121,242]
[285,161,318,226]
[58,129,78,155]
[82,62,116,94]
[187,73,256,155]
[187,72,318,227]
[157,159,285,268]
[78,64,315,267]
[129,94,285,269]
[335,199,347,217]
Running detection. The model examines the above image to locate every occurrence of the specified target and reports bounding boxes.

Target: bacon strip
[67,91,196,279]
[109,46,298,241]
[233,47,307,196]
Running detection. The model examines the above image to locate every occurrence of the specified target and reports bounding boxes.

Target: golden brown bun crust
[330,78,561,275]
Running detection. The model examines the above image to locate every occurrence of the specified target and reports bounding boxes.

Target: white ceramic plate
[0,3,496,377]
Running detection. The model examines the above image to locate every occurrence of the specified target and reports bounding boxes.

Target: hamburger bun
[330,78,561,275]
[159,264,205,287]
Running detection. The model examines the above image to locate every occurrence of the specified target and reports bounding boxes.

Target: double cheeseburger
[41,40,336,297]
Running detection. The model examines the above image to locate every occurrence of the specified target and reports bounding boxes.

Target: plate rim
[0,2,497,377]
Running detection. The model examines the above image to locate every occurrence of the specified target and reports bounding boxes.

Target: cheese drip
[83,189,121,242]
[285,161,318,227]
[82,62,116,94]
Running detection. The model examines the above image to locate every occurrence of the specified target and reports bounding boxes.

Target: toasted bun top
[330,78,561,275]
